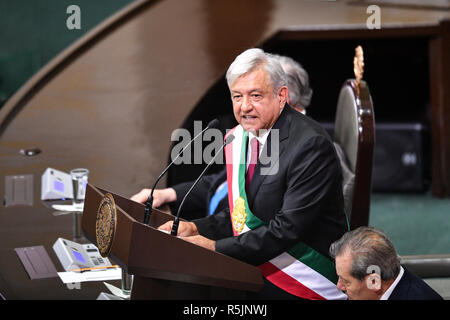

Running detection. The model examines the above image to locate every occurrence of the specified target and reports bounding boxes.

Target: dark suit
[389,267,443,300]
[170,169,228,220]
[191,106,348,298]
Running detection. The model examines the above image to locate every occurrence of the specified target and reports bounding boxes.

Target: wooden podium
[81,183,263,299]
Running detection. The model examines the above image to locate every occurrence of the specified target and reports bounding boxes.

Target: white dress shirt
[380,266,405,300]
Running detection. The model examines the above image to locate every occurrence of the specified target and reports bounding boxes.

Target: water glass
[70,168,89,209]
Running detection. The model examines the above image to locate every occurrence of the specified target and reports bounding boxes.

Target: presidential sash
[224,125,347,300]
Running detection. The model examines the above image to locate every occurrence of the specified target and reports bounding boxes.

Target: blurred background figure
[274,54,313,115]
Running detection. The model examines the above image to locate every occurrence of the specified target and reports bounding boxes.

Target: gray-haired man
[329,226,443,300]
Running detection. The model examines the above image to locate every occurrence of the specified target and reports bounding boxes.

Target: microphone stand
[171,134,235,236]
[143,119,220,225]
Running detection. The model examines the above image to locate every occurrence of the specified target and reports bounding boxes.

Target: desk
[0,199,121,299]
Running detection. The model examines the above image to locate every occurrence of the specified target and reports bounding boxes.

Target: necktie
[245,137,259,193]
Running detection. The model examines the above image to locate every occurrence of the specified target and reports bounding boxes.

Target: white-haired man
[154,48,348,300]
[132,54,314,218]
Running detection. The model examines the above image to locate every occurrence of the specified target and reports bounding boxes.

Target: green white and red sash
[224,125,346,300]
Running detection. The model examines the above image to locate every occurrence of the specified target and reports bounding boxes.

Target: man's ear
[277,86,289,107]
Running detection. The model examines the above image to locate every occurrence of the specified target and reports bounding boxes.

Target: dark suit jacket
[193,106,348,266]
[389,267,443,300]
[170,169,228,220]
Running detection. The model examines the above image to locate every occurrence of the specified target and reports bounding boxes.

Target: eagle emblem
[232,196,247,233]
[95,193,117,257]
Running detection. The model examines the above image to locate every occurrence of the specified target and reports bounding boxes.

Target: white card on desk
[57,268,122,284]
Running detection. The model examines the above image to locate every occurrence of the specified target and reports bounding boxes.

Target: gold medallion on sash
[232,196,247,233]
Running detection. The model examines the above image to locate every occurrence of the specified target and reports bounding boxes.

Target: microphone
[143,118,220,225]
[170,134,235,236]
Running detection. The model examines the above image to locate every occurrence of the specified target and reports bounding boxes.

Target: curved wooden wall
[0,0,449,198]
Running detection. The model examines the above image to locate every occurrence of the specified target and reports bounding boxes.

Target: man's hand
[158,220,199,237]
[131,188,177,207]
[158,221,215,251]
[182,235,216,251]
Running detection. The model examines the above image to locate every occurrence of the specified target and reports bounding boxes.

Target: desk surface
[0,198,122,299]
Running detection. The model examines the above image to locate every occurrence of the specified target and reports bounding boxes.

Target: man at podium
[135,48,348,300]
[132,53,314,219]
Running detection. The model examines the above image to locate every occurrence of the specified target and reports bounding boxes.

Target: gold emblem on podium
[232,197,247,233]
[96,193,117,257]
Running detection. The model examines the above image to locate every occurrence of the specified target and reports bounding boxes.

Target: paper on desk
[103,282,130,299]
[52,204,83,212]
[57,268,122,284]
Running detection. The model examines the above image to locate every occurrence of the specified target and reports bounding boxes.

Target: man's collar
[380,266,404,300]
[248,128,271,147]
